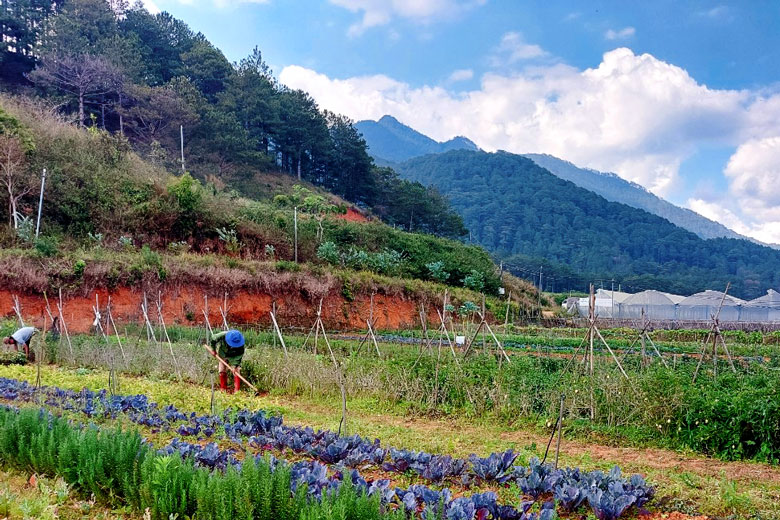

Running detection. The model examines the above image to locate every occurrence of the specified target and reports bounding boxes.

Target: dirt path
[267,394,780,485]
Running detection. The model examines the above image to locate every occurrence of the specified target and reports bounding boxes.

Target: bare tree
[28,54,122,128]
[119,83,197,146]
[0,135,35,229]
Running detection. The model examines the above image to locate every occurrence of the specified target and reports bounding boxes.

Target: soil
[335,207,369,222]
[0,287,429,333]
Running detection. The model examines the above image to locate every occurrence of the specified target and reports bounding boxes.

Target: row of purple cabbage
[0,377,653,520]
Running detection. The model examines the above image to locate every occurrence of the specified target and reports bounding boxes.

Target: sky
[141,0,780,244]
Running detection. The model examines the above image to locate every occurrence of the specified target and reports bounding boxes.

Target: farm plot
[0,375,654,520]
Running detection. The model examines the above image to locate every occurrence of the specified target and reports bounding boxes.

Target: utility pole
[35,168,46,238]
[538,266,543,316]
[611,279,615,319]
[294,206,298,263]
[180,125,185,171]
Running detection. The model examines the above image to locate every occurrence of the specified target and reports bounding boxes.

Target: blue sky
[142,0,780,244]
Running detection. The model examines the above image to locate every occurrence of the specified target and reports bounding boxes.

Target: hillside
[524,153,754,243]
[0,95,542,322]
[0,0,466,240]
[395,150,780,299]
[354,115,478,163]
[354,115,759,247]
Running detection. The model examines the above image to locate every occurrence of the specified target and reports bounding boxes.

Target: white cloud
[688,197,780,245]
[213,0,269,6]
[448,68,474,82]
[147,0,269,9]
[604,26,636,40]
[698,5,728,18]
[281,47,746,195]
[279,45,780,242]
[490,32,548,66]
[329,0,486,36]
[140,0,161,13]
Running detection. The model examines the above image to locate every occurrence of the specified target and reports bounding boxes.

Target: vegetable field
[0,376,653,520]
[1,319,779,518]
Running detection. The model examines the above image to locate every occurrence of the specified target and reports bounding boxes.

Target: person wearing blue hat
[209,329,246,393]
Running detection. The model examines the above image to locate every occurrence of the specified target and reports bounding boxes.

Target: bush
[426,261,449,283]
[73,259,86,278]
[370,249,403,276]
[344,247,371,271]
[316,241,340,265]
[34,236,59,257]
[463,270,485,292]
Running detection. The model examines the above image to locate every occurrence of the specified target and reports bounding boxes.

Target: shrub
[344,247,371,271]
[15,216,34,243]
[73,259,86,278]
[463,270,485,292]
[216,227,241,255]
[117,236,134,250]
[317,241,340,265]
[426,261,449,283]
[167,172,204,236]
[34,236,59,257]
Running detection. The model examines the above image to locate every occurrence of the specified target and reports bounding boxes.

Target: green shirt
[210,331,245,367]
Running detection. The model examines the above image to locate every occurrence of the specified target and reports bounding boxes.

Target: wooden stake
[11,295,24,327]
[156,292,183,382]
[56,288,74,360]
[219,292,230,330]
[269,306,289,357]
[106,296,128,366]
[554,394,564,469]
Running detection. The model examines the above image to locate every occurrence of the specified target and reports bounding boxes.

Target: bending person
[209,329,246,393]
[3,326,38,362]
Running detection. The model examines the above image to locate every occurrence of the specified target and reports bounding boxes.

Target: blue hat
[225,329,245,348]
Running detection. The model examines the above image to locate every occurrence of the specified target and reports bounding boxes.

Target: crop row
[0,377,653,520]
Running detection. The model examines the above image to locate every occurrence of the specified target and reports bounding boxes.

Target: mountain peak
[377,114,401,125]
[355,115,479,163]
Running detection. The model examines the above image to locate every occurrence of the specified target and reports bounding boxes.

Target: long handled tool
[202,344,259,394]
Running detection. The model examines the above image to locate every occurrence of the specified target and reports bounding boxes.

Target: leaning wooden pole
[56,288,74,359]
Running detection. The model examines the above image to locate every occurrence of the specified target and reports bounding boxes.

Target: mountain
[395,150,780,299]
[355,115,478,163]
[356,116,762,246]
[523,153,750,242]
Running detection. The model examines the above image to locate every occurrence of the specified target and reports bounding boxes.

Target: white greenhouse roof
[679,290,745,307]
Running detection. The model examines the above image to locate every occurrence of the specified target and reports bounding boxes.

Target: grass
[0,466,138,519]
[0,363,778,519]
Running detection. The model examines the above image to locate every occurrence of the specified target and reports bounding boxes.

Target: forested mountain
[524,154,754,243]
[395,150,780,299]
[354,115,478,163]
[0,0,465,239]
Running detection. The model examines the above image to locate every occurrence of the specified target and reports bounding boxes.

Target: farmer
[3,326,38,362]
[209,329,246,393]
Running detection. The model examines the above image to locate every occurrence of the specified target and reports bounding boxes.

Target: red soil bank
[0,287,427,333]
[334,207,369,222]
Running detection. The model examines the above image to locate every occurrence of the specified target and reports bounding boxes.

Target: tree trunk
[10,197,18,229]
[78,91,85,128]
[118,92,124,136]
[297,156,301,181]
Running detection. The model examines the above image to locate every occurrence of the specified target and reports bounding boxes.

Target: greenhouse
[619,290,679,319]
[571,288,780,323]
[742,289,780,322]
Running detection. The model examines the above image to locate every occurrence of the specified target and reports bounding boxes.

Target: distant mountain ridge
[356,114,760,244]
[355,115,478,163]
[522,153,752,242]
[394,150,780,299]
